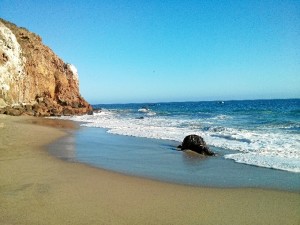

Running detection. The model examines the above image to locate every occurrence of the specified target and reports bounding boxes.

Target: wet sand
[0,115,299,225]
[49,126,300,191]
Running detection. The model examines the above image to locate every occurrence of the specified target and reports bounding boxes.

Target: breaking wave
[61,106,300,173]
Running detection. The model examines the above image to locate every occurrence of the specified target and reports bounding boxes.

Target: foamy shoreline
[48,125,300,192]
[0,115,299,225]
[61,99,300,174]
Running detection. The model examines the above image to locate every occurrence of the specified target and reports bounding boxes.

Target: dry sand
[0,115,299,225]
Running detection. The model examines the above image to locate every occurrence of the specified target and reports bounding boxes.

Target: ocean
[49,99,300,190]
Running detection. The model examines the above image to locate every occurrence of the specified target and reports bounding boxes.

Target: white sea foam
[147,111,157,116]
[224,153,300,173]
[138,108,148,113]
[61,110,300,173]
[210,114,232,120]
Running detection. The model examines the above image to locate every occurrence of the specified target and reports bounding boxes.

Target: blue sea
[50,99,300,190]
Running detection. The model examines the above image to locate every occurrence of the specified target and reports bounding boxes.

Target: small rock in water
[178,134,215,156]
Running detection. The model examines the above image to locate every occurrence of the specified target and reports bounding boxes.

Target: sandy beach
[0,115,299,225]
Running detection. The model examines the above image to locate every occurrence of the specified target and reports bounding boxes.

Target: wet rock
[24,110,35,116]
[178,134,215,156]
[49,108,60,116]
[93,109,101,113]
[6,107,22,116]
[0,107,6,114]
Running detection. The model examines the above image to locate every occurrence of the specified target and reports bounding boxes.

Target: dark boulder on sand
[178,134,215,156]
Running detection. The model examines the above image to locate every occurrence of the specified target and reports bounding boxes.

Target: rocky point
[0,18,92,116]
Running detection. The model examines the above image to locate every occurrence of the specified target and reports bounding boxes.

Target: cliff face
[0,18,92,116]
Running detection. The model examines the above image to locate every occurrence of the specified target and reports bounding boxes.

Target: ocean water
[49,127,300,191]
[61,99,300,174]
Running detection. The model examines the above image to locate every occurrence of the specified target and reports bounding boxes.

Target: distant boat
[217,101,225,104]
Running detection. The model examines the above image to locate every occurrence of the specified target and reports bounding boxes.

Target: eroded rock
[0,18,93,116]
[178,134,215,156]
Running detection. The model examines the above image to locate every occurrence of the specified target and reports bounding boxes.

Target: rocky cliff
[0,18,92,116]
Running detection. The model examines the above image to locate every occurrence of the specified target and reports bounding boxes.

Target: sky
[1,0,299,104]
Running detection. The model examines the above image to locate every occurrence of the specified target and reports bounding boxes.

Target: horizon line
[91,97,300,106]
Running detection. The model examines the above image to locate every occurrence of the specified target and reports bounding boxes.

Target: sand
[0,115,299,225]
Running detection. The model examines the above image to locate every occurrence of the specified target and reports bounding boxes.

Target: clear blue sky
[1,0,299,104]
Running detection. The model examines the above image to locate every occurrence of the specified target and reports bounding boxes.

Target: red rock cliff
[0,18,92,116]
